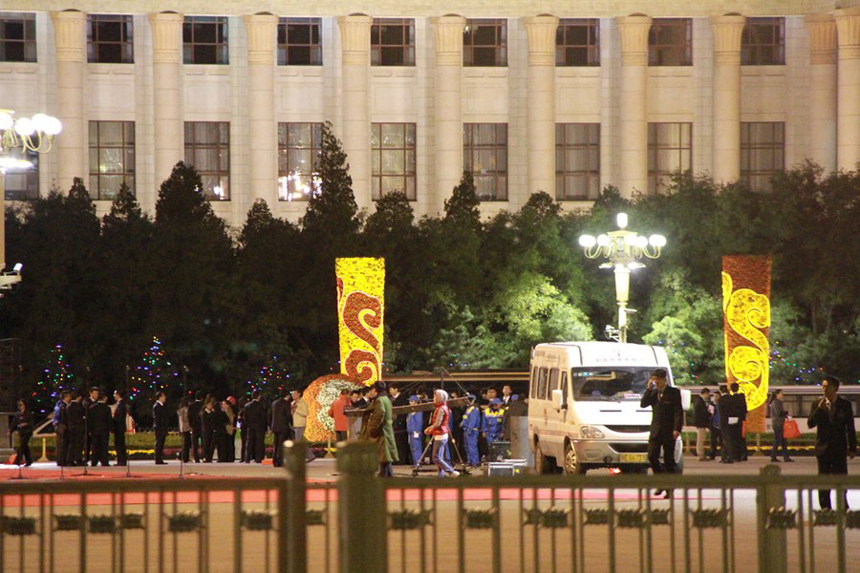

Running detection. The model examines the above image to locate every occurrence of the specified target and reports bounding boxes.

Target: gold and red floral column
[721,255,772,433]
[336,258,385,386]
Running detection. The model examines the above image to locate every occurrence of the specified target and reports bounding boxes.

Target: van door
[546,366,564,457]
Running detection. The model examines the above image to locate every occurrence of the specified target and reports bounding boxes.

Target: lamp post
[0,109,62,290]
[578,213,666,343]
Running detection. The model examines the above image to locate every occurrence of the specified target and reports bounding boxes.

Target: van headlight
[579,425,605,439]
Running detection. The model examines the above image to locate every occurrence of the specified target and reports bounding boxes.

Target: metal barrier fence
[0,442,858,573]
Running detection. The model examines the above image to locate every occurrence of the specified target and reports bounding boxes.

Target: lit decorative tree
[129,337,178,401]
[245,354,292,401]
[33,344,76,414]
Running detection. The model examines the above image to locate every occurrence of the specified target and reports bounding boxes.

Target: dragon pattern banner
[336,257,385,386]
[721,255,772,433]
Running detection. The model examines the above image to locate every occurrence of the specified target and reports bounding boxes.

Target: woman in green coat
[366,381,398,477]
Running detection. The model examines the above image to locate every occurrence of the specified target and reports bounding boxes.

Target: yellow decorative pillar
[524,15,559,196]
[338,15,373,210]
[150,12,184,187]
[805,14,838,173]
[710,15,745,184]
[835,6,860,170]
[616,15,651,196]
[434,15,466,214]
[246,13,278,205]
[51,10,86,191]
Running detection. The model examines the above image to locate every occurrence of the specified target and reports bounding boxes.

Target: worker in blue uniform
[482,398,505,446]
[406,395,425,474]
[461,395,482,467]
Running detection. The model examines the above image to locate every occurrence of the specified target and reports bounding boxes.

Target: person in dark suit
[88,393,112,466]
[729,383,748,461]
[152,392,170,465]
[54,392,71,466]
[639,368,683,497]
[113,390,128,465]
[13,399,34,466]
[389,384,410,465]
[83,387,100,465]
[67,392,86,466]
[270,389,293,467]
[808,376,857,509]
[201,397,217,462]
[188,391,205,463]
[242,390,267,463]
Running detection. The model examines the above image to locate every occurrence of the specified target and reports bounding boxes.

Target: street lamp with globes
[0,109,62,289]
[578,213,666,343]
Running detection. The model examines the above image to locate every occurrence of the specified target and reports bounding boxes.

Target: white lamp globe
[578,235,596,248]
[31,113,50,132]
[596,234,610,247]
[616,213,628,229]
[0,112,13,130]
[14,117,34,136]
[636,236,648,248]
[44,116,63,135]
[649,234,667,247]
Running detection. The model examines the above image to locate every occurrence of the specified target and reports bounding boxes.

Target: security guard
[461,395,482,467]
[482,398,505,445]
[406,396,424,474]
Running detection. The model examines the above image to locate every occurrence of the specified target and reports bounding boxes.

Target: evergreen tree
[129,337,178,402]
[33,344,75,414]
[300,121,360,236]
[444,172,481,229]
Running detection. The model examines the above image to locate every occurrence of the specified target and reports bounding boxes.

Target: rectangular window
[463,19,507,67]
[556,123,600,201]
[556,18,600,66]
[3,148,38,200]
[372,123,417,200]
[277,17,322,66]
[89,120,135,200]
[537,367,548,400]
[371,18,415,66]
[87,14,133,63]
[0,13,36,62]
[648,122,692,194]
[741,122,784,192]
[278,122,322,201]
[184,121,230,201]
[464,123,507,201]
[742,17,785,65]
[648,18,692,66]
[183,16,228,65]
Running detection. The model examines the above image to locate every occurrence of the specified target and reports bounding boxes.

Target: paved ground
[0,456,857,573]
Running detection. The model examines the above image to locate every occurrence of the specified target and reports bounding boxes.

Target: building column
[835,6,860,170]
[149,12,184,188]
[434,15,466,214]
[51,10,86,192]
[338,14,372,210]
[246,13,278,206]
[524,15,559,197]
[616,15,651,196]
[710,15,745,185]
[805,14,838,173]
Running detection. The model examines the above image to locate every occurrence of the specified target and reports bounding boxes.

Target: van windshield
[571,368,653,401]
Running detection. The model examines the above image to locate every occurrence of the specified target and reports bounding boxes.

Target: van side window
[560,371,568,405]
[537,367,548,399]
[530,366,538,398]
[549,368,559,396]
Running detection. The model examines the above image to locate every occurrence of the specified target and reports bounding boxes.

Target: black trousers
[709,427,721,459]
[68,430,84,466]
[15,433,32,465]
[817,454,849,510]
[215,433,228,462]
[191,429,203,462]
[771,425,789,460]
[181,432,192,462]
[647,435,677,475]
[55,428,67,466]
[154,431,167,463]
[91,433,110,466]
[272,431,288,466]
[245,428,265,463]
[114,430,127,465]
[722,424,735,462]
[203,430,214,462]
[394,427,409,465]
[226,432,236,462]
[732,425,746,460]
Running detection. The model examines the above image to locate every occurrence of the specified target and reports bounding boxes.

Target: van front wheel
[564,442,586,475]
[535,441,554,474]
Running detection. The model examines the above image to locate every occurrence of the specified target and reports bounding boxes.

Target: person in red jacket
[328,389,351,442]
